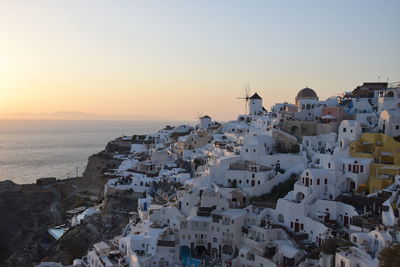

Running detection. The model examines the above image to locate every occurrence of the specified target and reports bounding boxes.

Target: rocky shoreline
[0,141,129,267]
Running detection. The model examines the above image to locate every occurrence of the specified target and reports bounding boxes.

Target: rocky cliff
[0,143,124,266]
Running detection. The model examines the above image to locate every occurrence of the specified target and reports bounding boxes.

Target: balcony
[244,236,267,247]
[222,220,230,225]
[222,237,232,243]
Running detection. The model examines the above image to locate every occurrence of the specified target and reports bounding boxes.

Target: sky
[0,0,399,121]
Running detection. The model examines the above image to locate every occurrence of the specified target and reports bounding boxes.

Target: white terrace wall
[243,163,306,197]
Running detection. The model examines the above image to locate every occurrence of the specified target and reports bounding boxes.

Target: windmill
[237,83,251,113]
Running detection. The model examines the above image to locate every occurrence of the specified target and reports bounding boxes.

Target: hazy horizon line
[0,110,185,121]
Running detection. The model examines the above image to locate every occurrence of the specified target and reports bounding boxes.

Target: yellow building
[349,133,400,193]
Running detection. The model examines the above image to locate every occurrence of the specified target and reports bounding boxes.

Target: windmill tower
[196,111,212,129]
[248,92,263,115]
[199,115,212,129]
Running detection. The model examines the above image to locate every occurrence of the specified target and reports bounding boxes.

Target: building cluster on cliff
[38,81,400,267]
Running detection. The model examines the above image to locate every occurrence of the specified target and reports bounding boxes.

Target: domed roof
[296,87,318,99]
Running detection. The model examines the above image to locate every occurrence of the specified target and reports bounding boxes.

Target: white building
[379,109,400,137]
[338,120,362,149]
[249,92,264,115]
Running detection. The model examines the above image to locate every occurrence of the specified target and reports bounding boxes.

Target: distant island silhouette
[0,111,176,121]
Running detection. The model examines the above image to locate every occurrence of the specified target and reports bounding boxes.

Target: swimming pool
[180,246,201,267]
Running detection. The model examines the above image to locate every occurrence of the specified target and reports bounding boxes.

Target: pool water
[180,246,201,267]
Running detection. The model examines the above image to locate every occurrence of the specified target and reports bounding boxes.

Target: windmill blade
[245,82,250,99]
[195,110,204,120]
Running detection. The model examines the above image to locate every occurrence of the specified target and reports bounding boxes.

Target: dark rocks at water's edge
[0,141,128,267]
[0,180,56,266]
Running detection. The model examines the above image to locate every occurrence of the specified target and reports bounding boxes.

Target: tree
[379,243,400,267]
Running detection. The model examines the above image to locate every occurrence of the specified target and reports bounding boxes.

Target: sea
[0,120,187,184]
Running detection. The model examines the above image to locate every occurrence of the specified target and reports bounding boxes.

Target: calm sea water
[0,120,184,184]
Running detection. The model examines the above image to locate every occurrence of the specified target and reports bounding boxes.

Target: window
[396,125,400,130]
[328,163,331,168]
[324,178,328,184]
[317,179,320,185]
[343,127,347,132]
[360,165,364,173]
[246,149,248,152]
[252,174,255,178]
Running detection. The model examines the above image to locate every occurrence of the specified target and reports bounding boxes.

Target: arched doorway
[295,192,305,202]
[222,244,233,256]
[346,178,356,192]
[194,245,206,258]
[290,126,298,135]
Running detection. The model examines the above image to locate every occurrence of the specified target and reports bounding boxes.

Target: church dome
[296,87,318,99]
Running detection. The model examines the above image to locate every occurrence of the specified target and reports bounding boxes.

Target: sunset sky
[0,0,399,121]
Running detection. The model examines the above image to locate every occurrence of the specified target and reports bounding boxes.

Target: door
[324,212,330,223]
[344,216,349,227]
[294,222,300,233]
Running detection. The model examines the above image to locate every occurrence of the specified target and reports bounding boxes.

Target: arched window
[317,179,320,185]
[386,91,394,97]
[324,178,328,184]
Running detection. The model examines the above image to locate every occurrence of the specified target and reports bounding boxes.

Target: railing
[222,237,232,243]
[195,239,205,245]
[222,220,230,225]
